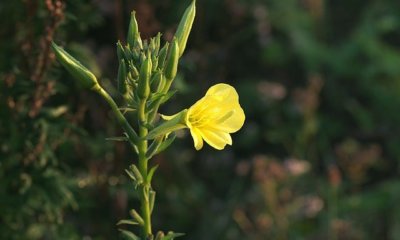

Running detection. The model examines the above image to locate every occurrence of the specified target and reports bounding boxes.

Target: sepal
[146,110,187,139]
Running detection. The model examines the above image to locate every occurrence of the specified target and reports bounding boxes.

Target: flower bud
[128,61,139,79]
[127,11,142,49]
[117,59,128,95]
[155,231,165,240]
[150,71,164,92]
[51,42,99,90]
[137,57,152,99]
[116,41,125,60]
[157,42,169,69]
[164,39,179,81]
[175,0,196,57]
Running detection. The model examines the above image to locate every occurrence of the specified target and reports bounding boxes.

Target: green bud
[129,164,143,184]
[116,41,125,60]
[149,38,156,52]
[151,52,158,72]
[137,57,152,99]
[142,39,149,50]
[155,231,165,240]
[164,39,179,81]
[139,52,146,65]
[117,60,128,95]
[150,71,164,92]
[51,42,99,89]
[128,61,139,79]
[127,11,142,49]
[157,42,169,69]
[155,33,161,53]
[124,45,139,62]
[175,0,196,57]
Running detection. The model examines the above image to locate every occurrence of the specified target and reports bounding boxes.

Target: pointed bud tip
[52,42,99,90]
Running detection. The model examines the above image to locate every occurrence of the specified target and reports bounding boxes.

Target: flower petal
[190,127,204,150]
[215,106,245,133]
[185,83,245,150]
[206,83,239,102]
[200,129,232,150]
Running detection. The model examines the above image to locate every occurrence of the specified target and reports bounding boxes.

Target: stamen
[216,110,234,124]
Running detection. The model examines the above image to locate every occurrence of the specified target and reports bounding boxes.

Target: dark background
[1,0,400,239]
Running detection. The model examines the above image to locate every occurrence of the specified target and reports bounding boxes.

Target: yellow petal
[214,106,245,133]
[190,127,204,150]
[206,83,239,102]
[200,129,232,150]
[185,83,245,150]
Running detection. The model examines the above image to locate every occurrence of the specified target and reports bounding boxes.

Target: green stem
[148,80,173,123]
[95,84,152,237]
[137,98,152,238]
[94,85,139,144]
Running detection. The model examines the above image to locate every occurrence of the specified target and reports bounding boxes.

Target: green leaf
[119,229,141,240]
[146,137,163,159]
[129,209,145,226]
[147,92,165,110]
[155,134,177,154]
[163,232,185,240]
[149,190,156,213]
[147,165,158,183]
[119,107,137,113]
[105,136,128,141]
[116,219,139,226]
[125,169,137,182]
[160,90,177,104]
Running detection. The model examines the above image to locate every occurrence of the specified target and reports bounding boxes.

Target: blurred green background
[1,0,400,239]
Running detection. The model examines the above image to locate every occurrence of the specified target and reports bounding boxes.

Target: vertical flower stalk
[52,0,243,239]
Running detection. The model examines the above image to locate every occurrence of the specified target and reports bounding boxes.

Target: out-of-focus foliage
[2,0,400,239]
[0,0,107,239]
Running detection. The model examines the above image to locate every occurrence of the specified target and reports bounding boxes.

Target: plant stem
[96,85,152,237]
[138,98,152,238]
[95,85,139,144]
[148,80,173,123]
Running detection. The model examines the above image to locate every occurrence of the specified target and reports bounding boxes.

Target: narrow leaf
[146,138,163,159]
[155,134,177,154]
[163,232,185,240]
[149,190,156,213]
[106,136,128,142]
[125,169,137,182]
[116,219,139,226]
[129,209,145,226]
[119,229,140,240]
[147,165,159,183]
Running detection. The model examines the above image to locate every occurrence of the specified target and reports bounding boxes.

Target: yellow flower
[185,83,245,150]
